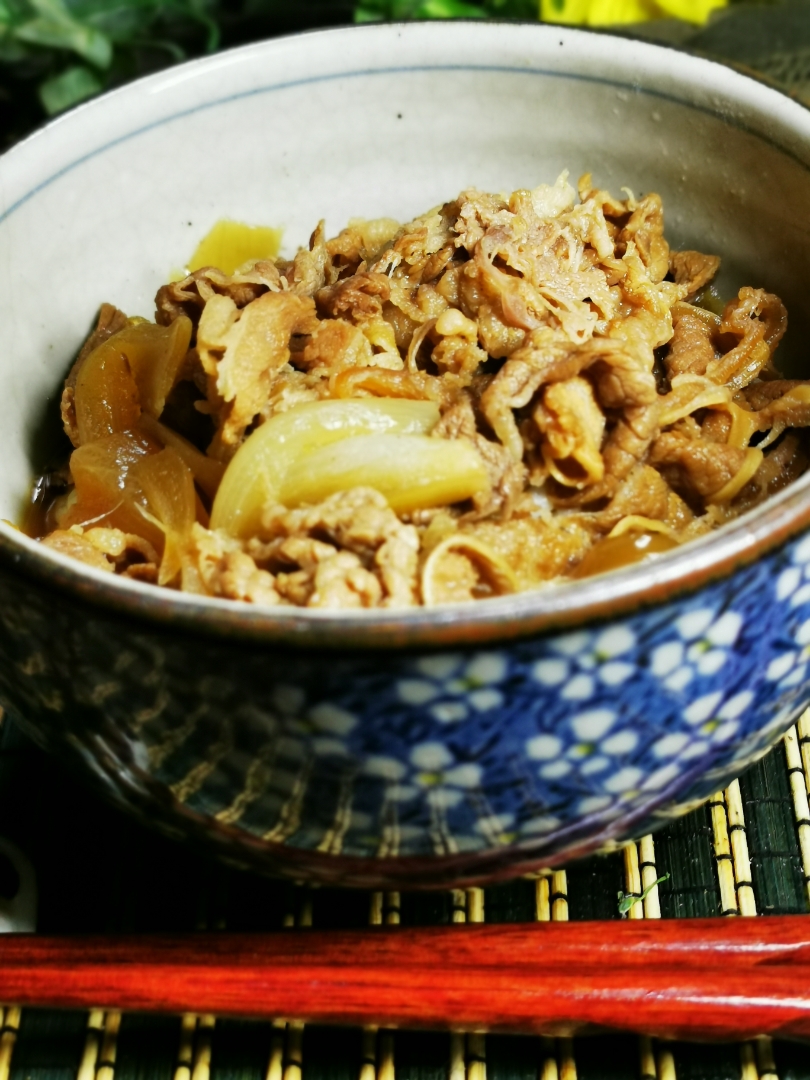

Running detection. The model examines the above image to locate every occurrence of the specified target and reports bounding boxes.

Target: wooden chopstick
[2,918,810,1041]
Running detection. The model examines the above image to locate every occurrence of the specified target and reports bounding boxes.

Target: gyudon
[26,173,810,607]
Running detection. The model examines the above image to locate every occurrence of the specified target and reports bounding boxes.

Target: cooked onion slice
[659,375,732,429]
[572,528,680,579]
[137,414,225,501]
[60,430,162,540]
[707,447,764,504]
[131,448,197,586]
[607,515,678,540]
[74,345,141,445]
[283,433,489,515]
[422,535,518,606]
[210,398,441,538]
[74,317,192,445]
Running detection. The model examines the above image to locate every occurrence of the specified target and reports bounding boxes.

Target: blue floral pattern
[3,522,810,884]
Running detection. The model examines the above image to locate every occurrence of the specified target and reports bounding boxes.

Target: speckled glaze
[3,505,810,887]
[3,22,810,886]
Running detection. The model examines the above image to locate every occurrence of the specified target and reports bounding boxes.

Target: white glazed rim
[2,19,810,650]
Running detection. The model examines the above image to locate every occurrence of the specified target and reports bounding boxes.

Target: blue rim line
[2,59,810,228]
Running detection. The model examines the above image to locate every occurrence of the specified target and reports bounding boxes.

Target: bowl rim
[3,18,810,651]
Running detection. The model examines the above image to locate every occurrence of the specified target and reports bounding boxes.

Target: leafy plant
[0,0,226,145]
[0,0,776,148]
[1,1,218,109]
[355,0,537,21]
[0,0,360,145]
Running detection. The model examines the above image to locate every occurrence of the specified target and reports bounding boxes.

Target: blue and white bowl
[1,21,810,887]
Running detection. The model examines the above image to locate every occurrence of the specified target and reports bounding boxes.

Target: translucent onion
[211,398,441,538]
[61,430,163,547]
[74,317,192,445]
[716,402,761,449]
[119,317,192,418]
[137,414,225,501]
[572,529,680,579]
[282,433,489,515]
[74,346,141,445]
[130,448,197,586]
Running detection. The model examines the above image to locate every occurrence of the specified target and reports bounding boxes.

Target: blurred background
[0,0,808,151]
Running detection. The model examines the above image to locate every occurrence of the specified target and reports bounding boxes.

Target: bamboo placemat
[1,8,810,1078]
[1,708,810,1080]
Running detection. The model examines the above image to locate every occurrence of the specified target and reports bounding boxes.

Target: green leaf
[38,60,102,112]
[353,0,427,18]
[354,0,532,19]
[617,872,670,916]
[62,0,219,54]
[0,0,29,21]
[483,0,538,16]
[420,0,486,14]
[15,0,113,67]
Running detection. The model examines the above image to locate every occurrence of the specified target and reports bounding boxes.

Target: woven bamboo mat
[1,8,810,1079]
[2,707,810,1080]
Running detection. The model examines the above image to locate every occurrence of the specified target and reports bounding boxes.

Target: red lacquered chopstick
[2,918,810,1041]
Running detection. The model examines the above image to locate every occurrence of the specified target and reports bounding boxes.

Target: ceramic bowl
[2,21,810,888]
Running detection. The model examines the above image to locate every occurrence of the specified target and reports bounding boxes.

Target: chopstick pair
[1,917,810,1041]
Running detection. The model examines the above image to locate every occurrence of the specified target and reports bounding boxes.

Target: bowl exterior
[2,22,810,885]
[2,524,809,888]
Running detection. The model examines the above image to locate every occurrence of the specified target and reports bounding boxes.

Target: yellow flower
[540,0,727,26]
